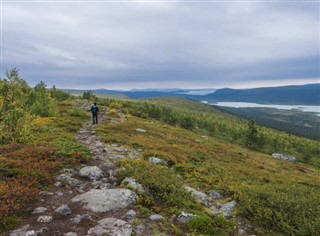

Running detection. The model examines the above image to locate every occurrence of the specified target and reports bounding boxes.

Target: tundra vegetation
[0,70,319,235]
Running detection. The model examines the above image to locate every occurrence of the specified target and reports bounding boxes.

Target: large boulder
[79,166,103,180]
[88,217,132,236]
[271,153,296,162]
[72,189,137,212]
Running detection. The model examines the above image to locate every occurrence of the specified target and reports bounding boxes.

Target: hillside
[3,99,320,236]
[1,72,320,235]
[203,84,320,105]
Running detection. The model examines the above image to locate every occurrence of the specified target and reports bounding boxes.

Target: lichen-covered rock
[10,225,34,236]
[185,186,210,205]
[212,200,237,218]
[88,218,132,236]
[122,177,145,193]
[56,174,82,187]
[37,215,53,223]
[79,166,103,180]
[32,207,47,214]
[125,210,137,220]
[72,189,137,212]
[149,214,164,221]
[55,204,72,216]
[209,190,223,199]
[148,157,168,165]
[271,153,296,162]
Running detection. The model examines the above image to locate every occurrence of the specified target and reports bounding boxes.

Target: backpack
[91,105,98,113]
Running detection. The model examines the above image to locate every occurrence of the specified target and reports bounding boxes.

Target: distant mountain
[203,84,320,105]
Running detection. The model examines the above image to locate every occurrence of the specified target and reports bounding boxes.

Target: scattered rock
[79,166,103,180]
[88,217,132,236]
[185,186,210,205]
[271,153,296,162]
[10,225,31,236]
[54,191,64,197]
[135,128,146,133]
[99,162,114,172]
[54,181,62,187]
[212,200,237,218]
[37,215,53,223]
[109,154,125,160]
[56,174,82,187]
[201,135,209,139]
[149,214,164,221]
[36,227,49,234]
[25,231,37,236]
[71,214,93,225]
[55,204,72,216]
[238,228,246,235]
[64,233,77,236]
[72,189,137,212]
[135,224,145,235]
[177,212,197,223]
[148,157,168,166]
[32,207,47,214]
[122,177,145,193]
[220,200,236,218]
[125,210,137,220]
[209,190,223,199]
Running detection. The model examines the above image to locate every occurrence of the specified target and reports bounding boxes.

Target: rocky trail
[8,110,147,236]
[8,107,254,236]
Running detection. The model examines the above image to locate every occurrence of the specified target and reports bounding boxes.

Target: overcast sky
[1,0,319,90]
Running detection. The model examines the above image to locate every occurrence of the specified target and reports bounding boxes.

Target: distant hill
[203,84,320,105]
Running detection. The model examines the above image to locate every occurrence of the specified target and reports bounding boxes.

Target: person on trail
[91,102,99,125]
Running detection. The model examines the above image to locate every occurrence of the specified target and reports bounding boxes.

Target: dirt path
[7,110,148,236]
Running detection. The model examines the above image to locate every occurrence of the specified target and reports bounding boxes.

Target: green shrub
[236,184,320,235]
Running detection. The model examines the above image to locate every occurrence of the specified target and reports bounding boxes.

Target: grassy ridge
[0,101,90,233]
[96,113,320,235]
[103,97,320,168]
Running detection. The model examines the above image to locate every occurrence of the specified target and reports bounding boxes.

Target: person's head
[94,102,97,106]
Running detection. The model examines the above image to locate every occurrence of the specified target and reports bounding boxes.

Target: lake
[202,101,320,115]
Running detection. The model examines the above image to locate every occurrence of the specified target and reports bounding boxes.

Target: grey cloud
[1,1,319,89]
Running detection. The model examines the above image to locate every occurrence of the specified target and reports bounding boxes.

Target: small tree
[245,119,259,149]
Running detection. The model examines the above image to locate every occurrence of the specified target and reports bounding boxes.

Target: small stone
[10,225,30,236]
[54,182,62,187]
[135,128,146,133]
[32,207,47,214]
[55,204,72,216]
[149,214,164,221]
[177,212,197,223]
[99,162,114,171]
[238,228,246,235]
[271,153,296,162]
[56,174,82,187]
[37,216,53,223]
[64,232,78,236]
[209,190,223,199]
[88,218,132,236]
[54,191,64,197]
[137,148,143,152]
[201,135,209,139]
[79,166,103,180]
[36,227,49,234]
[148,157,168,166]
[122,177,145,193]
[125,210,137,220]
[25,231,37,236]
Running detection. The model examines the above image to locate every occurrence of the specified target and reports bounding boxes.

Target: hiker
[91,102,99,124]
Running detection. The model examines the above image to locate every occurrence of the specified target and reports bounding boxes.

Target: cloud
[1,1,319,89]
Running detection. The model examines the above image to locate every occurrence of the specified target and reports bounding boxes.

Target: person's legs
[92,113,95,124]
[95,113,98,124]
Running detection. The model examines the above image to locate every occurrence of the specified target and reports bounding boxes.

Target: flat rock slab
[72,189,137,212]
[88,217,132,236]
